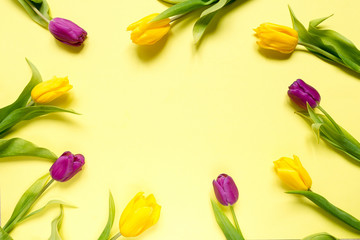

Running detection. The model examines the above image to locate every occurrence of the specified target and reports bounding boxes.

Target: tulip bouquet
[254,7,360,74]
[274,156,360,232]
[211,174,244,240]
[0,59,77,161]
[16,0,87,46]
[288,79,360,165]
[98,192,161,240]
[128,0,240,45]
[0,151,85,239]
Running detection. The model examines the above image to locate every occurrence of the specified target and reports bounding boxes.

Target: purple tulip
[212,174,239,206]
[50,151,85,182]
[48,18,87,47]
[288,79,321,109]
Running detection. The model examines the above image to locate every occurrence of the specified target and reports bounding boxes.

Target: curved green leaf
[297,106,360,163]
[0,138,57,160]
[288,190,360,232]
[152,0,217,21]
[289,6,360,73]
[17,0,51,28]
[3,173,52,233]
[302,232,337,240]
[0,105,77,136]
[21,200,75,222]
[98,192,116,240]
[193,0,233,43]
[0,227,13,240]
[0,59,42,123]
[211,199,243,240]
[48,205,64,240]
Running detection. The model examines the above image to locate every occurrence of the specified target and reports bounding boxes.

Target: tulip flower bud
[48,17,87,47]
[288,79,321,109]
[274,155,312,191]
[31,76,72,104]
[50,151,85,182]
[212,174,239,206]
[119,192,161,237]
[127,13,170,45]
[254,23,298,54]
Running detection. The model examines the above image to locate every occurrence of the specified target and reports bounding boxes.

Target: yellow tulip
[127,13,170,45]
[274,155,312,191]
[31,76,72,104]
[119,192,161,237]
[254,23,298,54]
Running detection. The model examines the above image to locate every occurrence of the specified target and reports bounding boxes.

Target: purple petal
[50,154,74,182]
[222,176,239,205]
[288,79,320,109]
[213,180,228,206]
[48,18,87,46]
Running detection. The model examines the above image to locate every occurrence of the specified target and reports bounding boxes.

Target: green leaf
[17,0,51,28]
[211,199,243,240]
[0,105,77,136]
[152,0,217,21]
[298,107,360,163]
[302,232,338,240]
[0,138,57,160]
[48,205,64,240]
[193,11,217,43]
[288,190,360,232]
[21,200,75,222]
[0,59,42,123]
[193,0,232,43]
[0,227,13,240]
[98,192,116,240]
[3,173,52,233]
[289,6,360,73]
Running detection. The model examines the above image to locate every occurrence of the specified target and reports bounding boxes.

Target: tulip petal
[213,180,228,206]
[276,169,309,191]
[119,192,144,226]
[50,154,74,182]
[222,176,239,205]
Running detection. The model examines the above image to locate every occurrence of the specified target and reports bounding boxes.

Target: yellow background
[1,0,360,239]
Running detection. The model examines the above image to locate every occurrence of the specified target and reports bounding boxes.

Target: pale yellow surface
[1,0,360,239]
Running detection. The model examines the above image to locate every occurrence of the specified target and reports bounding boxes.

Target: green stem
[287,190,360,232]
[229,205,244,239]
[316,105,343,135]
[298,41,345,67]
[3,179,54,233]
[23,0,50,23]
[110,232,122,240]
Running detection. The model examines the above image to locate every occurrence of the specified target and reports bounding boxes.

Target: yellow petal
[120,207,152,237]
[276,169,309,191]
[119,192,144,227]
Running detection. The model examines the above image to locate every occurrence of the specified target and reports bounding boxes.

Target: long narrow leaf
[289,7,360,73]
[0,138,57,160]
[3,173,51,233]
[288,190,360,232]
[211,199,243,240]
[0,105,77,135]
[21,200,75,222]
[192,0,235,43]
[0,59,42,123]
[16,0,51,28]
[0,227,13,240]
[152,0,217,21]
[48,205,64,240]
[302,232,337,240]
[98,192,116,240]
